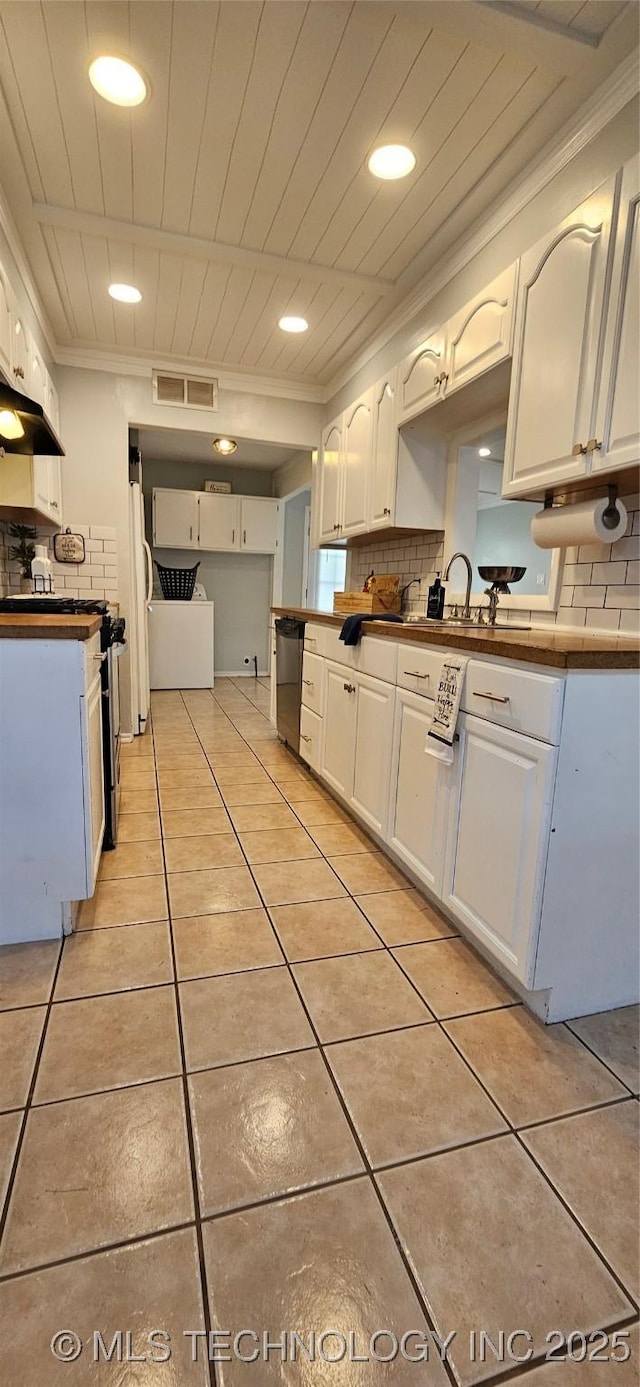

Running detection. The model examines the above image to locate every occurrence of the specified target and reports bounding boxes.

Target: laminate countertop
[271,607,640,670]
[0,613,103,641]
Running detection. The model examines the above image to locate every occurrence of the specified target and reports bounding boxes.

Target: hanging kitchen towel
[339,613,403,646]
[426,656,468,764]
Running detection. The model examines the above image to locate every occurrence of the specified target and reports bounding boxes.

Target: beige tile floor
[0,676,638,1385]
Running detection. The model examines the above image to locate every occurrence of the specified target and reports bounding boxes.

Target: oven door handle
[143,537,154,604]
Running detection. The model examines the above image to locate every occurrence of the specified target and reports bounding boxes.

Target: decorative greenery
[8,523,37,578]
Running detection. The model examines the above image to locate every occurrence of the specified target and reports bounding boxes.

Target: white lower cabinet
[389,689,453,896]
[299,704,322,770]
[320,661,394,832]
[442,714,557,985]
[82,667,105,891]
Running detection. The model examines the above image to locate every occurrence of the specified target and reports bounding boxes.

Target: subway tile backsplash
[0,522,119,602]
[345,494,640,633]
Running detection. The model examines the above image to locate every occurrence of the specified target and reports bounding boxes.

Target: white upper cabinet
[446,265,516,395]
[593,157,640,475]
[368,371,398,530]
[153,488,200,549]
[240,497,279,553]
[0,265,11,380]
[341,391,372,537]
[45,371,60,434]
[10,312,28,389]
[502,177,616,497]
[318,420,344,542]
[198,493,239,551]
[28,334,46,406]
[397,329,447,424]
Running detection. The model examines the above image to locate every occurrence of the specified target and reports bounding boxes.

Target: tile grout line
[149,712,220,1387]
[183,687,640,1334]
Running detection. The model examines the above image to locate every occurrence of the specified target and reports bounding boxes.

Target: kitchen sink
[400,616,531,631]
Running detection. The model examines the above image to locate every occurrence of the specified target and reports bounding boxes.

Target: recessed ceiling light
[213,437,237,456]
[278,316,308,334]
[89,55,147,107]
[108,283,142,304]
[0,409,24,441]
[368,144,416,180]
[478,447,492,458]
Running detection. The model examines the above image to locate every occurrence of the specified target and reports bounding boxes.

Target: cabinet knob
[243,531,247,544]
[383,507,391,515]
[343,682,355,693]
[572,442,588,456]
[585,438,602,452]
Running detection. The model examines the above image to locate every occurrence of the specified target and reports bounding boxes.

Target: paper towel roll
[531,496,628,549]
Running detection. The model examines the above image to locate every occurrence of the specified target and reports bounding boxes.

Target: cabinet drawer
[303,622,327,657]
[84,632,103,686]
[462,660,564,744]
[300,705,322,770]
[302,651,324,717]
[322,628,397,683]
[396,643,449,698]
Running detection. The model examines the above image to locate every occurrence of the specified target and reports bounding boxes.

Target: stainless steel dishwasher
[275,616,306,754]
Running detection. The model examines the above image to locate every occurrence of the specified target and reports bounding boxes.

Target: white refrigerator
[128,481,152,735]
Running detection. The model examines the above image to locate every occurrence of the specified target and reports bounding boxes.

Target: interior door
[351,672,395,835]
[369,373,397,529]
[198,493,239,551]
[321,661,357,800]
[443,714,557,985]
[503,177,616,495]
[153,489,199,548]
[389,688,452,895]
[342,393,372,536]
[319,421,343,542]
[240,497,279,552]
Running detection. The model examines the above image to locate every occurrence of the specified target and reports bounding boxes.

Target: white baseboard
[216,669,269,678]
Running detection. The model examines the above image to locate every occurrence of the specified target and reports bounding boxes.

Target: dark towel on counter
[339,613,403,646]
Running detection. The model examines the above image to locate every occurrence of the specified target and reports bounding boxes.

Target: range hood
[0,380,64,456]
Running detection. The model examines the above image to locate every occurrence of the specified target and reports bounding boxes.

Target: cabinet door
[28,337,46,406]
[341,392,372,537]
[593,158,640,474]
[320,661,357,800]
[398,330,447,423]
[446,265,515,395]
[32,457,50,515]
[389,689,452,895]
[443,714,557,985]
[82,672,105,893]
[10,312,28,389]
[368,372,397,529]
[153,489,199,548]
[300,704,322,771]
[45,372,60,434]
[503,178,615,497]
[198,493,240,551]
[240,497,279,553]
[47,456,62,523]
[0,266,11,379]
[318,420,343,542]
[351,671,395,835]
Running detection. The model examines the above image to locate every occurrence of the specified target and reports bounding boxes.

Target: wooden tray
[333,591,401,615]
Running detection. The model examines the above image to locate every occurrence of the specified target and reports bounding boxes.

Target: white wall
[57,364,322,731]
[273,450,313,497]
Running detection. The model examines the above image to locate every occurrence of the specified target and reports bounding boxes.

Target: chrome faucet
[443,552,473,621]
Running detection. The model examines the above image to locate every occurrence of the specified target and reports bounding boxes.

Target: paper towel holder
[543,483,623,531]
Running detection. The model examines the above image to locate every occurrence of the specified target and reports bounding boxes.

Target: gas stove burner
[0,596,109,616]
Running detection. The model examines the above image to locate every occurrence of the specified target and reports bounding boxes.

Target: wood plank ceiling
[0,0,635,390]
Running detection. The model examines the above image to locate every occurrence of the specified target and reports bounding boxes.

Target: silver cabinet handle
[92,652,107,663]
[383,507,391,515]
[586,438,602,452]
[343,682,356,693]
[243,530,246,544]
[572,442,587,456]
[404,669,429,680]
[189,526,193,540]
[473,690,510,704]
[232,529,235,543]
[305,637,316,645]
[302,679,314,687]
[300,733,312,743]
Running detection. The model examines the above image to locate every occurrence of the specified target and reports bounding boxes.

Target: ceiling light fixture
[478,447,492,458]
[89,55,147,107]
[0,409,24,441]
[368,144,416,180]
[213,437,237,456]
[278,316,308,334]
[108,283,142,304]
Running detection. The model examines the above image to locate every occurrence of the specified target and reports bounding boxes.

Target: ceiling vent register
[153,371,218,411]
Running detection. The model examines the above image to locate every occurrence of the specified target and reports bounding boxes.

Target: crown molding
[54,344,326,405]
[323,50,640,402]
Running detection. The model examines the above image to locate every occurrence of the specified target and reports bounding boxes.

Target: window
[312,547,347,613]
